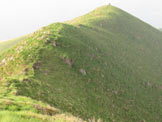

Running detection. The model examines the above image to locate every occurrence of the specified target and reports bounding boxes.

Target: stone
[53,41,57,47]
[80,69,86,75]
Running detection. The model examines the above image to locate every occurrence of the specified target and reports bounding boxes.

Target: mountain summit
[0,5,162,122]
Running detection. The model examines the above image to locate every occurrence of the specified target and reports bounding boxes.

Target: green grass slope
[1,5,162,122]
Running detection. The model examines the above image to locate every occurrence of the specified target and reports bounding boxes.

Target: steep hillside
[1,5,162,122]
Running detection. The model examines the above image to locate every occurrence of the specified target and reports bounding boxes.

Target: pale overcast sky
[0,0,162,40]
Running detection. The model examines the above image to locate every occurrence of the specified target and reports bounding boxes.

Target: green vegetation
[0,5,162,122]
[159,28,162,31]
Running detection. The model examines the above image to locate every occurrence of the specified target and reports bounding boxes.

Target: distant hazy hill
[0,36,27,54]
[159,28,162,31]
[0,5,162,122]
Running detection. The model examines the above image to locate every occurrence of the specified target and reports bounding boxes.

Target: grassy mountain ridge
[1,5,162,122]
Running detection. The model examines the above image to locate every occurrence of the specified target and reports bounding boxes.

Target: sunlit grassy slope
[1,5,162,122]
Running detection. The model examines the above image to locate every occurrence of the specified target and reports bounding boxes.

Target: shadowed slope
[1,5,162,122]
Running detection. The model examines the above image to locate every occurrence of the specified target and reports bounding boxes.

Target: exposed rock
[64,58,74,66]
[2,59,6,64]
[9,56,14,61]
[80,69,86,75]
[0,59,7,66]
[53,41,57,47]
